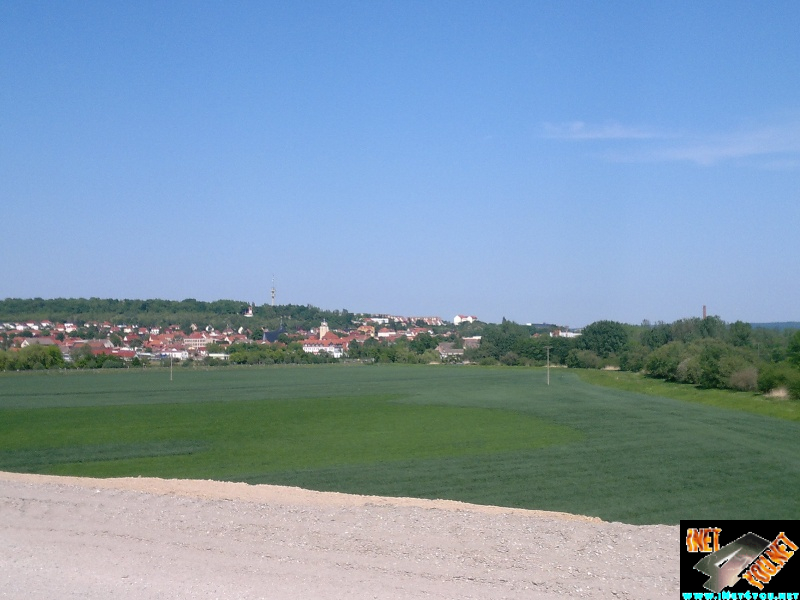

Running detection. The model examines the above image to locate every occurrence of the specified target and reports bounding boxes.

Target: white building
[453,315,478,325]
[550,329,582,338]
[301,338,349,359]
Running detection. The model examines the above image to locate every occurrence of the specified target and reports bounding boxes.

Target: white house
[437,342,464,360]
[301,322,351,359]
[453,315,478,325]
[301,338,349,359]
[550,329,582,338]
[163,348,190,360]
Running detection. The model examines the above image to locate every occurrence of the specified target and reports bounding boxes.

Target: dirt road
[0,472,678,599]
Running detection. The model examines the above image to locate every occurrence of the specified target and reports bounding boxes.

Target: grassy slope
[574,369,800,421]
[0,365,798,525]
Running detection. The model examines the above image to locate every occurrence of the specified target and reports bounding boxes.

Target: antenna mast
[271,276,276,307]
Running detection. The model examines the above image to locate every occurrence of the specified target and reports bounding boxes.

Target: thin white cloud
[547,119,800,168]
[542,120,667,140]
[649,124,800,166]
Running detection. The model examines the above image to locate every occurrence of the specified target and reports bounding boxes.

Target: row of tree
[0,344,151,370]
[224,342,337,366]
[0,298,358,334]
[467,317,800,398]
[0,344,65,371]
[346,333,441,364]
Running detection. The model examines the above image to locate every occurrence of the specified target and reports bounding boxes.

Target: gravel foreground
[0,471,678,599]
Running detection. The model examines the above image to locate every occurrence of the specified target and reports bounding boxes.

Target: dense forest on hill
[751,321,800,331]
[0,298,357,332]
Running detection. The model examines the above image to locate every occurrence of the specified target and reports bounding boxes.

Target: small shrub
[676,357,701,384]
[619,346,650,372]
[784,368,800,400]
[645,341,685,380]
[565,349,601,369]
[729,367,758,392]
[758,362,796,394]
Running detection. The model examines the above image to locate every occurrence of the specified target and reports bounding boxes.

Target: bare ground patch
[0,471,678,599]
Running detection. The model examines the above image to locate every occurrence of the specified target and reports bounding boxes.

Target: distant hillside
[0,298,358,333]
[751,322,800,331]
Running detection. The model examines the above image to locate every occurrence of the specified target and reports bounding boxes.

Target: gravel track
[0,472,678,599]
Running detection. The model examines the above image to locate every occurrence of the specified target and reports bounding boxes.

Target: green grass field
[1,364,798,525]
[576,369,800,421]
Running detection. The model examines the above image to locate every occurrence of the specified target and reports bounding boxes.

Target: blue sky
[2,1,798,327]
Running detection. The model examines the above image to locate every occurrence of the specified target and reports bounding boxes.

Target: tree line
[467,317,800,398]
[0,297,357,333]
[0,340,337,371]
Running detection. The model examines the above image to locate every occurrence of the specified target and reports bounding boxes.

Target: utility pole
[545,346,552,386]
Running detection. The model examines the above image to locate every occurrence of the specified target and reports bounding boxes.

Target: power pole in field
[545,346,552,386]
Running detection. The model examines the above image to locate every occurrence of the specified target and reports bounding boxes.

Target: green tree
[698,315,726,339]
[728,321,752,347]
[500,351,521,366]
[696,340,737,389]
[646,341,686,380]
[477,319,529,361]
[675,355,701,384]
[409,333,437,354]
[640,322,672,349]
[580,320,628,358]
[788,331,800,368]
[513,337,546,362]
[70,344,96,368]
[14,344,65,370]
[420,349,440,363]
[565,349,601,369]
[619,344,651,372]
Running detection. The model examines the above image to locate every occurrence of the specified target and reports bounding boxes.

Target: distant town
[2,311,577,365]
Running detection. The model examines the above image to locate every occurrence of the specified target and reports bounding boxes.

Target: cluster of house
[3,313,482,362]
[4,320,253,362]
[298,320,481,360]
[299,321,371,359]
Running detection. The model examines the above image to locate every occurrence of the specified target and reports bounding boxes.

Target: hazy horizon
[3,295,798,329]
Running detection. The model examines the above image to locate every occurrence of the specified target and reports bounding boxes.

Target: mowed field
[1,364,797,525]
